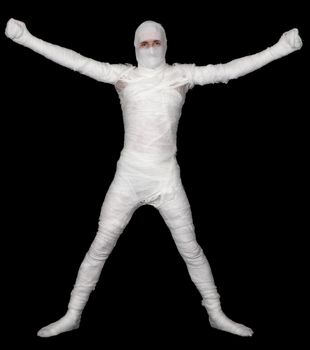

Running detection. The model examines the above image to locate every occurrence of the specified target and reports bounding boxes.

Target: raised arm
[5,18,132,84]
[192,28,303,85]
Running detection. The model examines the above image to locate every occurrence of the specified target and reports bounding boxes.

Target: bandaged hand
[5,18,30,44]
[278,28,302,52]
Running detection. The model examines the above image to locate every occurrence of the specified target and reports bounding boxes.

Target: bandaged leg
[158,184,253,337]
[37,173,138,337]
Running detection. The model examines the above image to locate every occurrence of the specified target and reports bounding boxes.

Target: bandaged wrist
[268,40,293,59]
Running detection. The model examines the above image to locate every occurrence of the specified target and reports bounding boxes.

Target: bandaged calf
[5,19,302,337]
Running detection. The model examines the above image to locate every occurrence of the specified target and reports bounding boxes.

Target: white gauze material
[5,18,302,338]
[134,20,167,69]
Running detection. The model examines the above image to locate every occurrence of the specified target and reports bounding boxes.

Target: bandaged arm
[192,28,303,85]
[5,18,130,84]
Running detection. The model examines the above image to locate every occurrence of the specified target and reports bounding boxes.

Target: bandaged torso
[116,64,190,165]
[120,66,187,153]
[111,64,193,205]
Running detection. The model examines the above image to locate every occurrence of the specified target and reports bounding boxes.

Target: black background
[2,0,307,348]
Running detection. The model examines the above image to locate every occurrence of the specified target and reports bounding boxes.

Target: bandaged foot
[37,309,81,337]
[208,309,253,337]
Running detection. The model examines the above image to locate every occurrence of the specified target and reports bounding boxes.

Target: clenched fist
[5,18,30,43]
[278,28,302,51]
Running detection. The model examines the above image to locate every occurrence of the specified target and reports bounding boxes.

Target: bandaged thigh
[68,173,138,311]
[158,185,220,310]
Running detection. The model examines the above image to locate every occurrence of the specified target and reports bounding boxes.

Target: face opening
[139,40,162,49]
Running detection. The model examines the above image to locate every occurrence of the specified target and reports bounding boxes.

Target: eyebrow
[141,40,161,43]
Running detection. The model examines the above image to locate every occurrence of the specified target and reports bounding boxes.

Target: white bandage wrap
[6,18,301,337]
[134,20,167,69]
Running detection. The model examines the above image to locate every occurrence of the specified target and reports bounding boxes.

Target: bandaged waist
[117,148,180,180]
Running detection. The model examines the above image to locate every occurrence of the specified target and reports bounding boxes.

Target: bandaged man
[5,19,302,337]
